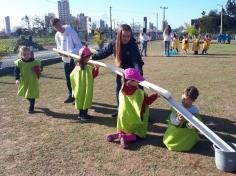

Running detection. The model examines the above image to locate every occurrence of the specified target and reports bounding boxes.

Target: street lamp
[160,6,168,30]
[217,4,223,34]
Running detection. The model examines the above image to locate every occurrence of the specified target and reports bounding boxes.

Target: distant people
[139,32,149,56]
[92,24,144,117]
[70,47,99,121]
[192,34,200,55]
[171,34,179,54]
[163,86,202,151]
[51,18,83,103]
[106,68,159,149]
[93,30,104,50]
[182,35,189,54]
[225,34,231,44]
[202,35,210,54]
[14,46,42,113]
[163,25,172,56]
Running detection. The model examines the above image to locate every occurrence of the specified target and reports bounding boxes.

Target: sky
[0,0,228,31]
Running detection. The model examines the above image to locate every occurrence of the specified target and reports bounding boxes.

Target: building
[78,13,87,31]
[45,13,55,33]
[58,0,71,24]
[5,16,11,34]
[99,19,105,30]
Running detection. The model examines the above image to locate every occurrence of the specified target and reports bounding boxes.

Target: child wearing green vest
[70,47,99,121]
[106,68,159,149]
[14,46,42,113]
[163,86,202,151]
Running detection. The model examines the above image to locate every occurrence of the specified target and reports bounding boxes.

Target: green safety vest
[14,59,41,99]
[163,107,202,152]
[70,64,94,110]
[117,89,149,138]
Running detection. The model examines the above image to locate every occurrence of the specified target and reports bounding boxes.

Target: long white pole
[52,48,235,152]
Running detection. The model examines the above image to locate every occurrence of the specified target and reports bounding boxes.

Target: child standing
[171,34,180,54]
[163,86,202,151]
[192,34,200,55]
[202,35,210,54]
[182,35,189,54]
[106,68,159,149]
[70,47,99,121]
[14,46,42,113]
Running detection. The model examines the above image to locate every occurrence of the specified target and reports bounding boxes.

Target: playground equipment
[53,48,235,154]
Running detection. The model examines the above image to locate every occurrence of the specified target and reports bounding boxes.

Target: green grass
[0,41,236,176]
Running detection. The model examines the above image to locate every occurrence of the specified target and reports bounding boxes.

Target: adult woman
[92,24,144,117]
[163,25,172,57]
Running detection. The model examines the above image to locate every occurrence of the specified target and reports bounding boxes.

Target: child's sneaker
[80,114,93,121]
[106,133,119,142]
[120,136,128,149]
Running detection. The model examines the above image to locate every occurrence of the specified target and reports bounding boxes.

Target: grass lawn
[0,41,236,176]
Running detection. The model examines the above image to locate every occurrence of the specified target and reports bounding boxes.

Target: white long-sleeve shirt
[55,25,83,63]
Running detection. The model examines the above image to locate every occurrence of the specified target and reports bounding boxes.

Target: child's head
[19,46,31,60]
[122,68,144,87]
[181,86,199,108]
[78,47,92,70]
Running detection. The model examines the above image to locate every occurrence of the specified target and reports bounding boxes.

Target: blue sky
[0,0,228,31]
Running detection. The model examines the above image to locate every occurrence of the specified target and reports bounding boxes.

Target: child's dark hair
[78,57,87,70]
[184,86,199,101]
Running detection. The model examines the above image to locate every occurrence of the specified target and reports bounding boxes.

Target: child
[192,34,200,55]
[182,35,189,54]
[14,46,42,113]
[70,47,99,121]
[171,34,179,54]
[106,68,159,149]
[163,86,202,151]
[202,35,210,54]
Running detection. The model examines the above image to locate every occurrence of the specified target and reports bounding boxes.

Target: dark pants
[116,75,122,107]
[141,41,148,56]
[164,41,170,56]
[79,109,88,116]
[27,98,35,108]
[64,60,75,97]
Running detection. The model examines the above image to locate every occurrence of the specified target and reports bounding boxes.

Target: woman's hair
[121,75,128,94]
[115,24,132,67]
[184,86,199,101]
[164,25,171,35]
[18,46,30,57]
[50,18,61,26]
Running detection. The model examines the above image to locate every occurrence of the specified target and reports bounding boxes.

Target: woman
[92,24,144,117]
[163,25,172,57]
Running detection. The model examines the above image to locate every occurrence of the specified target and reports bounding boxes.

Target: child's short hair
[18,46,30,56]
[50,18,61,26]
[184,86,199,101]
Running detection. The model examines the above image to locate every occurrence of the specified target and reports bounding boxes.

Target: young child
[202,35,210,54]
[192,34,200,55]
[14,46,42,113]
[182,35,189,54]
[171,34,179,54]
[106,68,159,149]
[163,86,202,151]
[70,47,99,121]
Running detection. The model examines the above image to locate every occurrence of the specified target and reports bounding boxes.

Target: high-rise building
[78,13,87,31]
[45,13,55,33]
[100,20,105,29]
[58,0,71,24]
[5,16,11,34]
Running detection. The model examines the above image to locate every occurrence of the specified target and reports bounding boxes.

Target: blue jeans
[64,60,75,97]
[141,41,148,56]
[164,41,170,56]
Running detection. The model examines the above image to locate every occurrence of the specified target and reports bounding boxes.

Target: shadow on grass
[0,81,15,85]
[41,74,65,80]
[37,107,78,120]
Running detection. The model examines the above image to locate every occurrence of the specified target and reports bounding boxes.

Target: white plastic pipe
[53,48,235,152]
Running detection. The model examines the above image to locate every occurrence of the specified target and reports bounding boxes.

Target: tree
[185,24,198,37]
[32,16,46,36]
[226,0,236,16]
[21,16,31,31]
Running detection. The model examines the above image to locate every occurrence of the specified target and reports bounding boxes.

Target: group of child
[14,46,202,151]
[171,34,210,55]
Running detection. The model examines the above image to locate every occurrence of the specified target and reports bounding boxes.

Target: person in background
[202,35,210,55]
[163,25,172,57]
[171,34,179,54]
[139,31,149,57]
[182,35,189,54]
[51,18,83,103]
[192,34,200,55]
